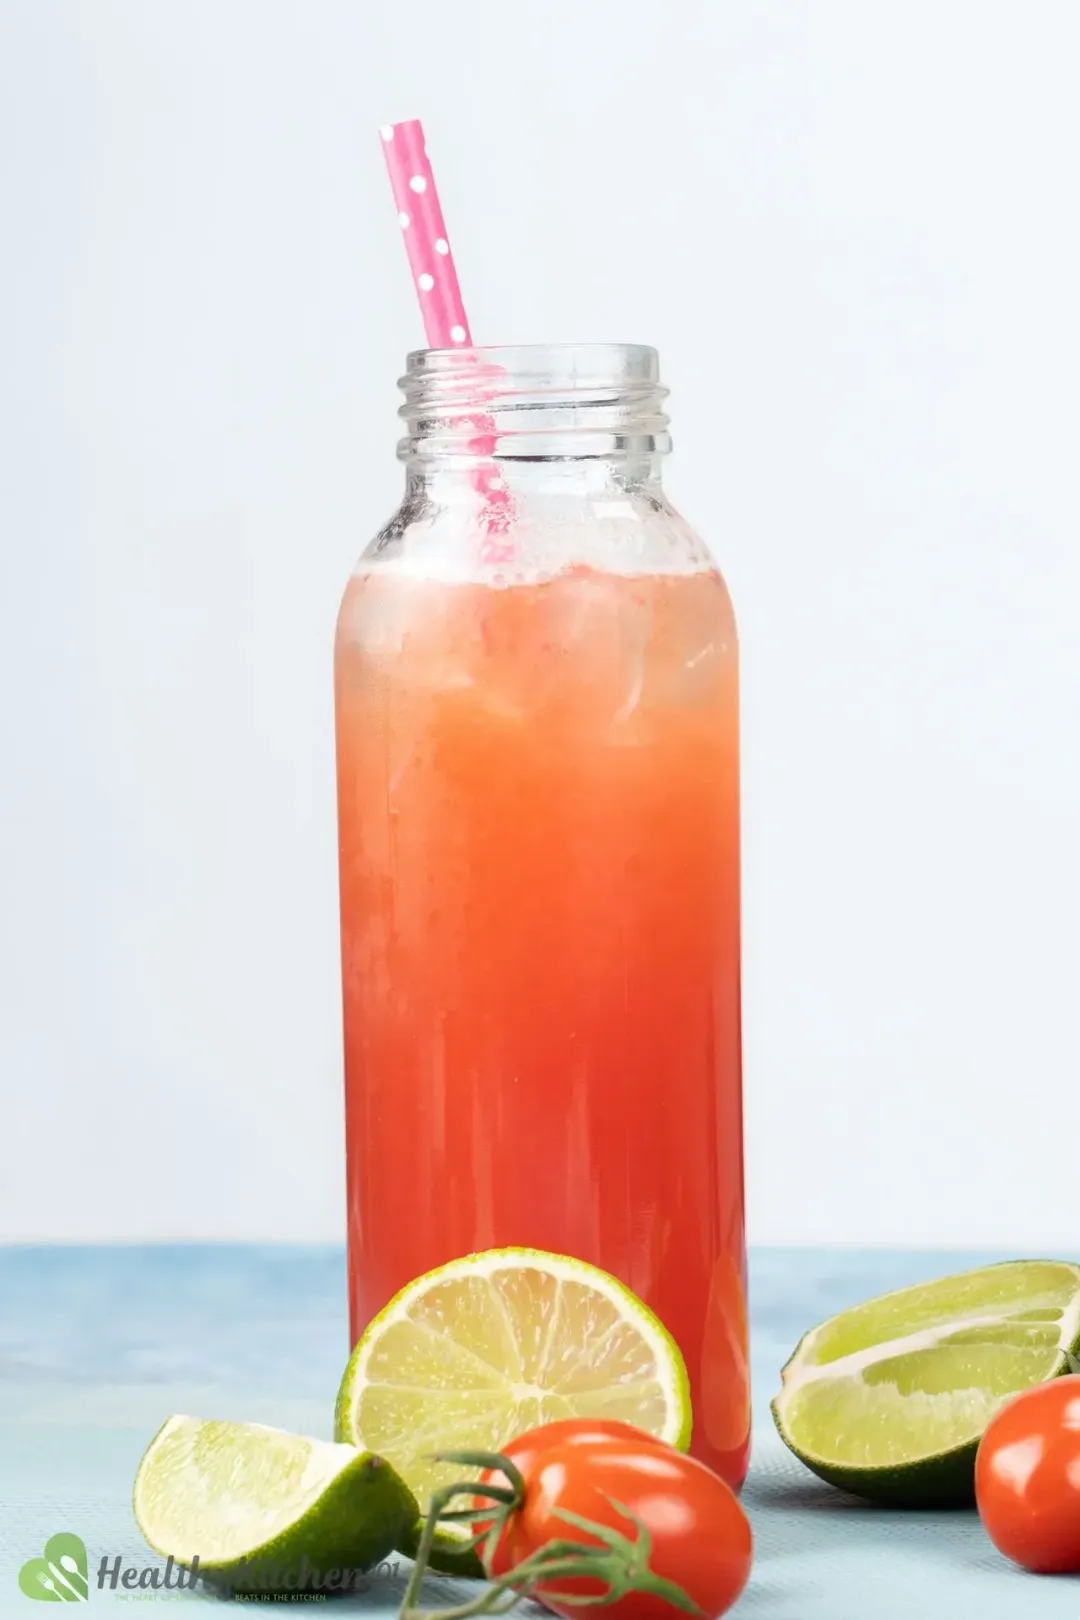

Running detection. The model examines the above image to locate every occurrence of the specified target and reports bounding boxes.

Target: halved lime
[773,1259,1080,1504]
[133,1415,416,1594]
[334,1247,691,1518]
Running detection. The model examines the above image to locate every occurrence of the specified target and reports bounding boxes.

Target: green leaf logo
[18,1534,89,1602]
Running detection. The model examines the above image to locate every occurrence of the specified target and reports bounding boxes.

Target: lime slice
[133,1415,416,1594]
[334,1247,691,1514]
[773,1259,1080,1504]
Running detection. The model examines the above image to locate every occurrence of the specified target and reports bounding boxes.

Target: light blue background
[2,1246,1074,1615]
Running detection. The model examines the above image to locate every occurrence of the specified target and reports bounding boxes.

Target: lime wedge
[334,1247,691,1513]
[133,1416,416,1594]
[773,1259,1080,1504]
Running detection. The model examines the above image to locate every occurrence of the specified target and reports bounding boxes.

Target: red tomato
[477,1430,751,1620]
[485,1419,674,1494]
[975,1375,1080,1573]
[476,1419,675,1571]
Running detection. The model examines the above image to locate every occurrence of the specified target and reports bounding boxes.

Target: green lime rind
[134,1416,417,1595]
[335,1246,691,1514]
[772,1259,1080,1506]
[395,1518,486,1579]
[771,1412,991,1508]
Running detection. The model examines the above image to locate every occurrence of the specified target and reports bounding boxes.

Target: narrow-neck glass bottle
[335,344,748,1485]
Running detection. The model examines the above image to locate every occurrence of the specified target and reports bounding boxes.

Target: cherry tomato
[487,1419,674,1491]
[975,1375,1080,1573]
[478,1431,751,1619]
[476,1420,677,1572]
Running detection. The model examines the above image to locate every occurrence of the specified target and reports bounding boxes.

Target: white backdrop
[2,0,1079,1247]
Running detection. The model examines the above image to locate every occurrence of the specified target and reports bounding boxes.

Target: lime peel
[133,1415,416,1593]
[772,1259,1080,1505]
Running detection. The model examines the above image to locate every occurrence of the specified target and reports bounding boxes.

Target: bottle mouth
[398,342,671,463]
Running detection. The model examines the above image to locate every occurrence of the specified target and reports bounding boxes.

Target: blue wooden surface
[0,1246,1071,1614]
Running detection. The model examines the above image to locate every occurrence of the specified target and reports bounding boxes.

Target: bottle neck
[404,452,666,504]
[397,342,671,499]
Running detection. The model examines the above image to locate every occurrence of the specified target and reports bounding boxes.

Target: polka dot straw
[380,120,472,349]
[379,120,512,557]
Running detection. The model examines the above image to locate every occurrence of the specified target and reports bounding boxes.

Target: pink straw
[379,120,471,350]
[379,119,512,554]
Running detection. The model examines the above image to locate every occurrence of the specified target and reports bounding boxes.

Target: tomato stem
[398,1453,704,1620]
[432,1449,528,1499]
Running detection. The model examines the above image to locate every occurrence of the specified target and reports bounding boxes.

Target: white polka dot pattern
[377,119,510,560]
[379,119,472,350]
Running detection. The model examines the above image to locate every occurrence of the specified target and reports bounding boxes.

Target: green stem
[432,1450,528,1499]
[399,1480,510,1617]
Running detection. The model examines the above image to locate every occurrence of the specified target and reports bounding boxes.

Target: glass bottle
[334,344,748,1485]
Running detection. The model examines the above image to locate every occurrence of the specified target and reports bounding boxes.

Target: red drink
[335,554,748,1485]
